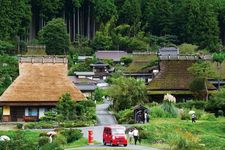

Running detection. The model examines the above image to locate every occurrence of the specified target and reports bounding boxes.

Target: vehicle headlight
[112,135,115,140]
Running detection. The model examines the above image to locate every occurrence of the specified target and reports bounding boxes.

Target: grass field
[133,118,225,150]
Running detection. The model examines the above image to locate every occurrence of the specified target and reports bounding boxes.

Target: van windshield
[112,128,125,134]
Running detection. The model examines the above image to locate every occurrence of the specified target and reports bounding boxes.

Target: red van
[103,125,128,146]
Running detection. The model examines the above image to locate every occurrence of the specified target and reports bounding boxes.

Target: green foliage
[92,31,113,50]
[94,0,117,23]
[161,101,178,118]
[207,88,225,115]
[38,136,49,147]
[60,129,83,143]
[189,78,206,99]
[0,0,31,40]
[0,41,15,54]
[116,109,134,124]
[212,53,225,64]
[200,113,216,121]
[94,87,104,102]
[107,76,147,111]
[39,142,63,150]
[38,18,69,55]
[176,100,207,110]
[120,56,132,66]
[56,93,77,121]
[178,43,198,55]
[188,61,215,100]
[0,55,18,95]
[16,123,23,129]
[36,0,64,21]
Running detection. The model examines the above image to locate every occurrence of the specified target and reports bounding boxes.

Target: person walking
[192,113,196,123]
[133,128,139,145]
[128,129,133,144]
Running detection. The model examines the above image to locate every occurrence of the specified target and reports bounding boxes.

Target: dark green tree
[36,0,64,22]
[94,0,117,23]
[38,18,70,55]
[107,76,146,111]
[0,0,31,40]
[188,61,215,101]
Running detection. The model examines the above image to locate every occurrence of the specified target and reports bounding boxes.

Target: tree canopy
[38,18,69,55]
[107,76,147,111]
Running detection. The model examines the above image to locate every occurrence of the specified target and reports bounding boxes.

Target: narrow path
[96,100,117,125]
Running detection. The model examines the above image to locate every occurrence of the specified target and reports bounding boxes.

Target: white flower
[163,93,176,103]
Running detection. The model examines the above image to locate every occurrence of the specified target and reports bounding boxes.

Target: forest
[1,0,225,55]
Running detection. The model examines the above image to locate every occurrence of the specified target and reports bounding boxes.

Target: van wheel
[103,140,106,145]
[124,144,127,147]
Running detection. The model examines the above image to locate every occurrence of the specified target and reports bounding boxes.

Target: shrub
[24,122,36,129]
[150,106,165,118]
[38,136,49,147]
[60,129,83,143]
[161,102,178,118]
[16,123,23,129]
[39,142,63,150]
[54,135,67,146]
[200,113,216,121]
[116,109,134,124]
[176,100,206,110]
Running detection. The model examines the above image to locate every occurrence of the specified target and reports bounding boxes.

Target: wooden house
[147,56,216,101]
[0,57,85,122]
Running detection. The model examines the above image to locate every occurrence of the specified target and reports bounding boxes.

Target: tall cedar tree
[38,18,69,55]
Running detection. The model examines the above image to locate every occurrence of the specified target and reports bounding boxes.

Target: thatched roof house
[0,56,85,122]
[147,59,216,101]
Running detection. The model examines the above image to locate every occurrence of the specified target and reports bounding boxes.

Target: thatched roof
[147,60,216,94]
[0,57,85,104]
[126,54,158,73]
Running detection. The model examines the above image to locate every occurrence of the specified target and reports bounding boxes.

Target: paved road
[71,101,158,150]
[66,144,158,150]
[96,100,117,125]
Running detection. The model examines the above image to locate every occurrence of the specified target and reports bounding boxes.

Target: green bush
[60,129,83,143]
[116,109,134,124]
[200,113,216,121]
[16,123,23,129]
[161,101,178,118]
[39,142,63,150]
[176,100,206,110]
[38,136,49,147]
[150,106,165,118]
[54,135,67,146]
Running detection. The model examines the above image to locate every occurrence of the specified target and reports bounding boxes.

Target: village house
[147,56,216,101]
[95,51,128,62]
[124,53,159,84]
[0,56,85,122]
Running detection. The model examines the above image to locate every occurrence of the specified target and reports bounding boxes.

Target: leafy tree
[36,0,64,22]
[92,31,113,50]
[120,56,133,66]
[94,87,104,102]
[188,61,215,101]
[189,77,207,100]
[94,0,117,23]
[174,0,220,50]
[0,41,15,55]
[207,87,225,116]
[107,76,146,111]
[0,0,31,40]
[56,93,77,120]
[178,43,198,55]
[212,53,225,89]
[38,18,69,55]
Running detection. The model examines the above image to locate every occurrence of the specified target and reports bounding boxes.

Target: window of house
[28,108,38,116]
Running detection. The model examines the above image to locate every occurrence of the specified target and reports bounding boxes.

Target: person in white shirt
[128,129,133,144]
[133,128,139,145]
